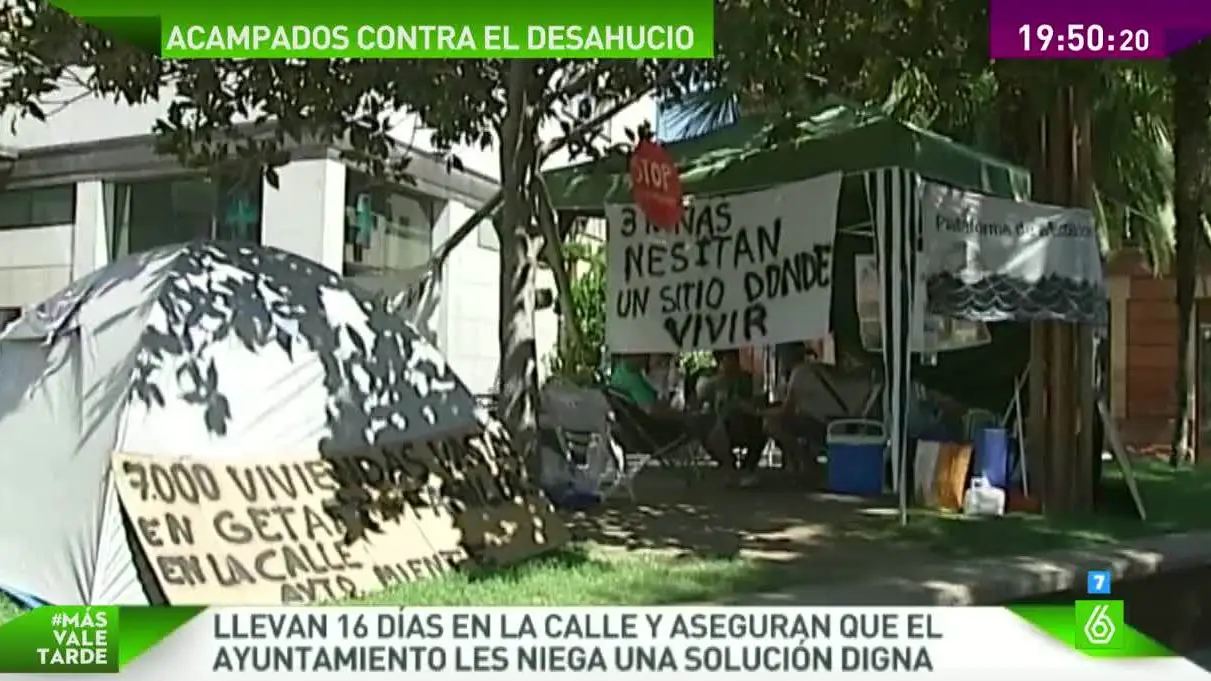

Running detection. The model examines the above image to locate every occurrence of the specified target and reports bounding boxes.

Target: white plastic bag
[914,441,941,506]
[963,476,1006,517]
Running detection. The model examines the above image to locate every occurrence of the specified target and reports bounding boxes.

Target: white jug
[963,476,1006,517]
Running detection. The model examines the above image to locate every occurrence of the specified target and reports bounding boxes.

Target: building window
[343,170,435,275]
[0,184,76,229]
[110,174,262,258]
[477,220,499,251]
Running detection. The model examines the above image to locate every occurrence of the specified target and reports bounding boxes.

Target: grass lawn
[876,457,1211,557]
[1,458,1209,621]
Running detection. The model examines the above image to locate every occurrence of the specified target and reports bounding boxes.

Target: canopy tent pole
[866,167,920,526]
[1003,366,1030,496]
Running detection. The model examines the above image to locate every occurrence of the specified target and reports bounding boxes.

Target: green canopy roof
[543,99,1030,211]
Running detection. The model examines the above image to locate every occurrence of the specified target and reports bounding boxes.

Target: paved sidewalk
[720,530,1211,605]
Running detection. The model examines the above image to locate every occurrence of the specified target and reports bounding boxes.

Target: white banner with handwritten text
[606,174,842,353]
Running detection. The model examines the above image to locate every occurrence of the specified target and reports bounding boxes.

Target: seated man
[864,365,963,439]
[607,353,688,441]
[609,353,659,406]
[645,353,685,409]
[764,343,831,477]
[697,349,768,486]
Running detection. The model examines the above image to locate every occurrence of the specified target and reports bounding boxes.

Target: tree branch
[532,171,581,350]
[424,63,678,280]
[427,191,503,274]
[536,62,677,163]
[539,62,612,110]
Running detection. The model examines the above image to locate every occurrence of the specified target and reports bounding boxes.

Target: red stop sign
[628,139,683,231]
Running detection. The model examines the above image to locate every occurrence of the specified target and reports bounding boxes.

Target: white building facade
[0,87,657,394]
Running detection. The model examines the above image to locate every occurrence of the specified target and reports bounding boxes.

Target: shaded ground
[565,457,1211,583]
[2,458,1209,619]
[350,458,1211,607]
[564,472,936,586]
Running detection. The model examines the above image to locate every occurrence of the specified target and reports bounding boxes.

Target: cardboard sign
[451,426,570,565]
[606,173,843,353]
[112,430,568,605]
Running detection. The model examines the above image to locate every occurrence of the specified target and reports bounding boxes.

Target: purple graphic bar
[990,0,1211,59]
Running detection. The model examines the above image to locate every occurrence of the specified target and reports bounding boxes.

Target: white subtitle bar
[87,606,1211,679]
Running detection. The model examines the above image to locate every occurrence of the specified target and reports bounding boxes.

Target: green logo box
[0,606,119,674]
[1074,600,1125,650]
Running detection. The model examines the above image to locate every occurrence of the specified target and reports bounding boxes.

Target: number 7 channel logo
[1075,600,1125,650]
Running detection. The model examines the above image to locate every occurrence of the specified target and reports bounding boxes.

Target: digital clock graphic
[1014,23,1155,57]
[986,0,1186,62]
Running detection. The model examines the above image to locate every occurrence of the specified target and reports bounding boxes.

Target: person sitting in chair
[608,353,688,440]
[764,343,830,478]
[610,353,658,406]
[697,349,768,487]
[645,353,685,409]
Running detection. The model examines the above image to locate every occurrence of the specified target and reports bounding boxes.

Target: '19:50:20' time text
[1017,23,1152,56]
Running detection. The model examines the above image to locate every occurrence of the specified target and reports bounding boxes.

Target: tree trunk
[1170,38,1211,466]
[496,60,541,455]
[994,64,1052,503]
[997,64,1097,512]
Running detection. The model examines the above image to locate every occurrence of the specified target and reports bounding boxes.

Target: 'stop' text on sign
[605,173,843,353]
[629,140,683,230]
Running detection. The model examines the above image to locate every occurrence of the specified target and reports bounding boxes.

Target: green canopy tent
[542,99,1033,521]
[544,100,1029,210]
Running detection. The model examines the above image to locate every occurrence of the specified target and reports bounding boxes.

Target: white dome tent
[0,241,555,607]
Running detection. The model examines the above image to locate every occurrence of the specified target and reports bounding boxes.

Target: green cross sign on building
[223,191,259,241]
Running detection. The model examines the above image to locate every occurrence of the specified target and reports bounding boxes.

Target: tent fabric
[542,98,1031,211]
[867,168,921,515]
[541,101,1044,523]
[926,271,1108,326]
[0,585,47,610]
[0,241,479,605]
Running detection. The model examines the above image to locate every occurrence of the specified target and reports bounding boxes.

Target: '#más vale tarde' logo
[0,606,119,674]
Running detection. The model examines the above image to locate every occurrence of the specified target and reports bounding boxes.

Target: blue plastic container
[1008,437,1021,483]
[974,427,1010,489]
[826,419,887,496]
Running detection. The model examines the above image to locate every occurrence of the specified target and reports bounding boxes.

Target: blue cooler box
[826,419,887,496]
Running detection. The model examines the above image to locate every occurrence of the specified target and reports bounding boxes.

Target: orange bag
[931,442,973,511]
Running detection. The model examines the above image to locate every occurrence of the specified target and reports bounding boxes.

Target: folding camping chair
[538,382,637,501]
[776,364,869,469]
[602,387,705,485]
[550,428,642,501]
